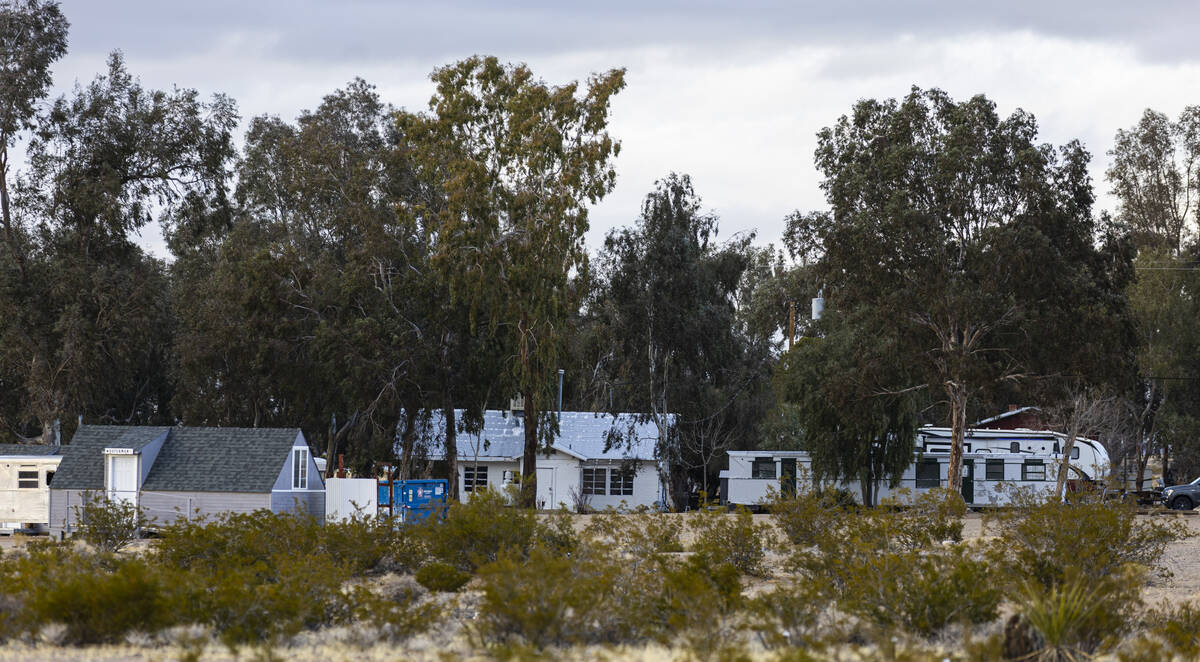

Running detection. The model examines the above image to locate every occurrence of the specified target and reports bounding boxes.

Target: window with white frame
[582,467,607,495]
[292,448,308,490]
[464,465,488,492]
[609,467,634,496]
[1022,460,1046,481]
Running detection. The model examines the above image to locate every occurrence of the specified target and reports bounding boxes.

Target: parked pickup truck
[1162,477,1200,510]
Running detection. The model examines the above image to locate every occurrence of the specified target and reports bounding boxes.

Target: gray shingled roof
[52,426,170,490]
[52,425,304,493]
[0,444,62,457]
[417,410,667,461]
[142,427,301,493]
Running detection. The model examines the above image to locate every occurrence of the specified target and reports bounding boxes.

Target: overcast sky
[47,1,1200,258]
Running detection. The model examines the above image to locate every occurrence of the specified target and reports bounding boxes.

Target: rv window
[1071,447,1080,460]
[1022,460,1046,481]
[609,468,634,496]
[18,470,38,489]
[752,458,776,480]
[1009,442,1020,453]
[464,465,488,492]
[582,468,606,495]
[916,459,940,488]
[985,459,1004,481]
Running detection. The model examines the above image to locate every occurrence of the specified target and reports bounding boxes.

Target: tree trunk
[40,419,56,446]
[946,385,967,494]
[0,147,28,280]
[521,389,538,508]
[324,418,338,479]
[443,398,458,501]
[1055,431,1078,500]
[398,407,416,480]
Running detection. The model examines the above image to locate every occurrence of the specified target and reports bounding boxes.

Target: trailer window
[916,459,940,488]
[1022,460,1046,481]
[609,468,634,496]
[583,468,606,495]
[1010,442,1020,453]
[463,465,488,492]
[985,459,1004,481]
[1071,447,1080,460]
[18,469,38,489]
[752,458,776,479]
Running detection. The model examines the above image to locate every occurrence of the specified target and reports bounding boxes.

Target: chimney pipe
[557,369,565,420]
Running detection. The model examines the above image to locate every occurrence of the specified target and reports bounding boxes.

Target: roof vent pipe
[557,369,565,421]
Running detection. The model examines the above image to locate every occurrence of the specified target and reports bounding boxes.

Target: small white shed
[0,444,63,534]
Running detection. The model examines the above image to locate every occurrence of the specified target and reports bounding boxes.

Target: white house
[418,409,670,511]
[0,444,63,534]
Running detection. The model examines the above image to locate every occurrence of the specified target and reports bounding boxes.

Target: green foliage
[1019,569,1142,658]
[73,491,146,553]
[582,508,684,556]
[415,562,471,593]
[419,487,541,572]
[1119,602,1200,661]
[745,578,831,650]
[347,582,444,643]
[688,507,774,577]
[8,542,177,644]
[985,491,1188,590]
[767,484,852,547]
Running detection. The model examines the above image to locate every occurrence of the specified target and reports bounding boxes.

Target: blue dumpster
[400,479,448,523]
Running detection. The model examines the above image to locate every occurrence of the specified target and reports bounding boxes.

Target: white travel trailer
[917,428,1110,482]
[0,445,63,534]
[723,449,1064,508]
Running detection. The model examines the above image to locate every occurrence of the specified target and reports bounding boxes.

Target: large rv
[918,427,1110,481]
[0,445,62,534]
[723,448,1068,508]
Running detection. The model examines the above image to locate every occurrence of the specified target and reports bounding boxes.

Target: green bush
[13,545,178,644]
[689,507,774,577]
[746,578,832,650]
[421,487,543,572]
[831,545,1000,637]
[415,561,471,593]
[1018,568,1142,658]
[73,491,147,553]
[767,487,846,548]
[985,491,1188,590]
[347,582,444,643]
[583,509,684,557]
[1119,602,1200,661]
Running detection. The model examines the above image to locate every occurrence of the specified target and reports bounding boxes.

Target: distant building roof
[417,410,668,462]
[0,444,62,457]
[53,425,305,493]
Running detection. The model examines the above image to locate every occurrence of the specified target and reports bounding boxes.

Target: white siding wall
[457,460,519,501]
[141,491,271,527]
[584,461,659,511]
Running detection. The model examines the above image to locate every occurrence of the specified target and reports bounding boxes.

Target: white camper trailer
[723,449,1063,507]
[917,428,1110,481]
[0,445,63,534]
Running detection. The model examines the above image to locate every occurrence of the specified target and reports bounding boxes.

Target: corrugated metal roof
[52,425,303,493]
[416,410,667,461]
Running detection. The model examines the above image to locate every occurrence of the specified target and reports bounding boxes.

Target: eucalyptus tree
[396,56,625,506]
[1107,107,1200,254]
[172,80,423,473]
[582,174,773,507]
[789,88,1132,493]
[0,45,236,443]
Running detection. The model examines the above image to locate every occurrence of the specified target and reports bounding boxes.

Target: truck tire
[1170,495,1194,511]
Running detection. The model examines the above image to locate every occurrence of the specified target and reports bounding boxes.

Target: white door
[536,467,555,510]
[107,455,138,506]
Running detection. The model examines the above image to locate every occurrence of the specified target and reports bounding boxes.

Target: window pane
[985,459,1004,481]
[18,470,38,489]
[610,468,634,496]
[1022,461,1045,481]
[916,460,940,488]
[583,468,606,495]
[752,458,776,479]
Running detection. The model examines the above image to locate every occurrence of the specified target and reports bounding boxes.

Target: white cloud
[36,15,1200,259]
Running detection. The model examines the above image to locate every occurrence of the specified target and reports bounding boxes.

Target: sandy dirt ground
[0,511,1197,661]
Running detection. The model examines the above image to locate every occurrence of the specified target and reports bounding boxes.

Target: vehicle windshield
[1191,476,1200,486]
